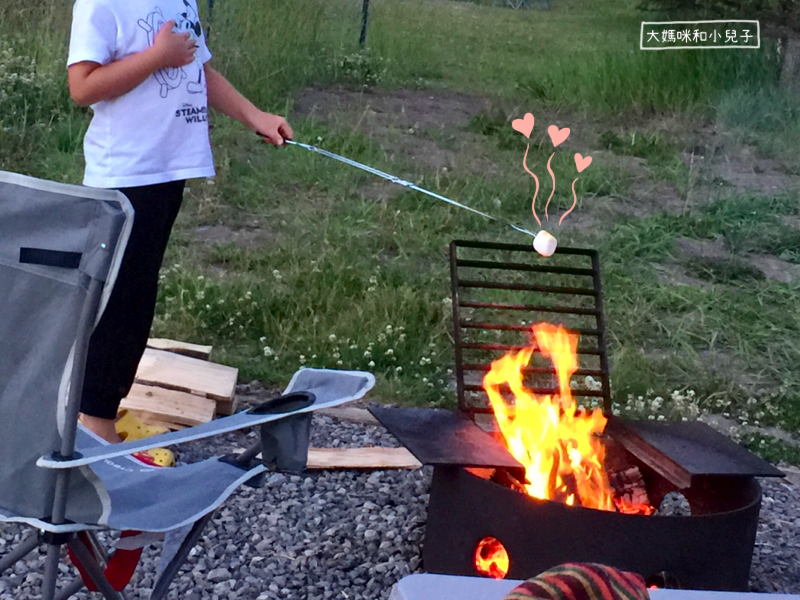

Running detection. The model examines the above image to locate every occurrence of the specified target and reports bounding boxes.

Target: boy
[68,0,293,443]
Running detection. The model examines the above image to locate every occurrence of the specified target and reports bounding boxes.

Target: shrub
[638,0,799,31]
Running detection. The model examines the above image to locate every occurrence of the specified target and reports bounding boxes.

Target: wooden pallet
[307,447,422,470]
[145,338,212,360]
[118,339,238,430]
[233,446,422,470]
[120,384,217,428]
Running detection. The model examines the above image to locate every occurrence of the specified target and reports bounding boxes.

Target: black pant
[80,180,185,419]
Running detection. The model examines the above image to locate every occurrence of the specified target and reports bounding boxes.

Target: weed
[599,130,676,167]
[468,109,522,151]
[677,195,800,262]
[331,50,388,87]
[739,433,800,466]
[0,38,83,176]
[682,256,765,284]
[717,85,800,169]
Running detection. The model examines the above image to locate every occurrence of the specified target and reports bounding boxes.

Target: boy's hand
[150,20,196,69]
[251,112,294,146]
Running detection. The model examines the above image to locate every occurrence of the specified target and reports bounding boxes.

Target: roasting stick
[285,140,555,251]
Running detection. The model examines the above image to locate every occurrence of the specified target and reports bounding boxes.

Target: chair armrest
[38,367,375,469]
[38,410,275,469]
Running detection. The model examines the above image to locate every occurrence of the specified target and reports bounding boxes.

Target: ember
[474,536,509,579]
[483,323,651,514]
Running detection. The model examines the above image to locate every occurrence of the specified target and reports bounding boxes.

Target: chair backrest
[0,171,132,520]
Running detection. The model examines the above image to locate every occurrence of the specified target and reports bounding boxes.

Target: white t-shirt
[68,0,216,188]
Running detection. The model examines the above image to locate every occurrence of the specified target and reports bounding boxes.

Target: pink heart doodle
[512,113,535,139]
[547,125,570,147]
[574,153,592,173]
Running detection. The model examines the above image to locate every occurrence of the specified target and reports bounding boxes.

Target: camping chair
[0,171,375,600]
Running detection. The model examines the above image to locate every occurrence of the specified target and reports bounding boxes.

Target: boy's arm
[68,19,195,106]
[204,65,293,147]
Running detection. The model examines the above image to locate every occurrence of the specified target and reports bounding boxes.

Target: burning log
[491,467,528,495]
[608,466,654,515]
[482,324,615,511]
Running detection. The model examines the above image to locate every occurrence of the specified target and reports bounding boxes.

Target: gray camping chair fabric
[0,171,133,522]
[0,170,376,598]
[9,368,374,531]
[37,368,377,471]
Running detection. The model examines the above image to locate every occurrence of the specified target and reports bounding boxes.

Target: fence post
[359,0,370,48]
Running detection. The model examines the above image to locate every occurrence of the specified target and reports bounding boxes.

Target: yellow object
[115,409,169,441]
[115,409,175,467]
[136,448,176,468]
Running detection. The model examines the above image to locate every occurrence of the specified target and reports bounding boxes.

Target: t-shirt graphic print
[69,0,216,188]
[138,4,205,99]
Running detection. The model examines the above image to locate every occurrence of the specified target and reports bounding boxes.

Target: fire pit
[370,240,784,591]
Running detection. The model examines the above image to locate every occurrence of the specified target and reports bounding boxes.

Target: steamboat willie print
[138,1,205,98]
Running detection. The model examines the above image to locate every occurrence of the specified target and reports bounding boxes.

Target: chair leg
[56,533,131,600]
[54,576,85,600]
[87,531,110,562]
[149,511,216,600]
[68,535,122,600]
[41,543,62,600]
[0,530,40,575]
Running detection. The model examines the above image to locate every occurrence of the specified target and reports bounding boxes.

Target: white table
[389,574,800,600]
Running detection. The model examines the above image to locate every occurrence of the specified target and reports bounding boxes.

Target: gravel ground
[1,410,799,599]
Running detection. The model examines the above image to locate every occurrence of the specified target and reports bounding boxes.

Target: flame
[482,323,615,511]
[474,537,510,579]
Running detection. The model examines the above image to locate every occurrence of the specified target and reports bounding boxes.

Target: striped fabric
[503,563,649,600]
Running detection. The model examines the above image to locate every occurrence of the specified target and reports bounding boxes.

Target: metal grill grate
[449,240,612,416]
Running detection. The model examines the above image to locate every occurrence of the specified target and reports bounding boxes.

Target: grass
[678,195,800,262]
[681,256,766,284]
[521,45,781,115]
[597,195,800,434]
[3,0,800,461]
[717,86,800,170]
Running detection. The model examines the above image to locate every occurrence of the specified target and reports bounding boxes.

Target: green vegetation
[740,433,800,466]
[2,0,800,462]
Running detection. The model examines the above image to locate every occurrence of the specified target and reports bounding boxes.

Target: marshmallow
[533,230,557,257]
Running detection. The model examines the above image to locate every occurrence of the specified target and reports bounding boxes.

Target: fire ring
[474,536,510,579]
